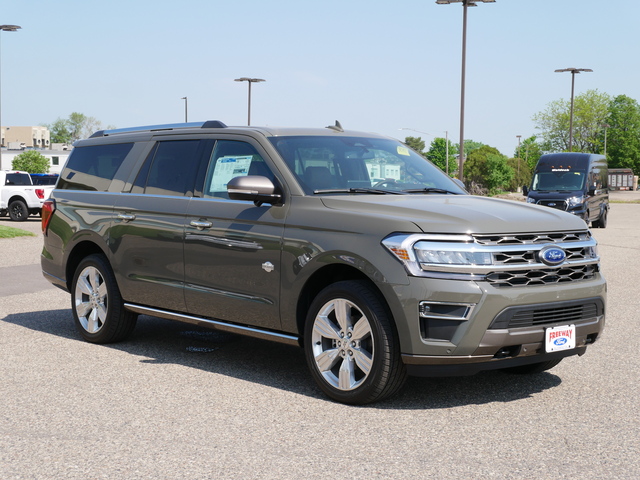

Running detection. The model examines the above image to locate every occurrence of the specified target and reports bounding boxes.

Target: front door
[184,139,286,330]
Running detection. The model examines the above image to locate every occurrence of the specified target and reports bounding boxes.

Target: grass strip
[0,225,37,238]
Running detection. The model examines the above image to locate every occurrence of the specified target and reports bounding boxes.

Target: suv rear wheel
[71,254,137,343]
[304,280,407,405]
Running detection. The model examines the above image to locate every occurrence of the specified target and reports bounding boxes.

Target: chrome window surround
[382,232,600,282]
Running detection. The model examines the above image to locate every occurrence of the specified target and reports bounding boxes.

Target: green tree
[47,118,72,144]
[456,139,485,157]
[606,95,640,173]
[46,112,110,144]
[426,137,456,176]
[533,89,611,153]
[12,150,50,173]
[485,154,514,194]
[404,136,426,156]
[462,145,502,188]
[515,135,544,172]
[506,157,530,191]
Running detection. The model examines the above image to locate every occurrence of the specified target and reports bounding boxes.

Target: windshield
[268,136,465,195]
[530,171,585,192]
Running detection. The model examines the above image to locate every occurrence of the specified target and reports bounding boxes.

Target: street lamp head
[0,25,21,32]
[555,68,593,74]
[436,0,495,4]
[234,77,266,83]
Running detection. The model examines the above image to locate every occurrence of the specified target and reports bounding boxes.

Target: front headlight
[526,197,537,204]
[413,242,492,265]
[567,195,584,207]
[382,233,491,279]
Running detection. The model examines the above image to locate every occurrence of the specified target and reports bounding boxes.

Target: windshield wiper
[402,187,461,195]
[313,188,406,195]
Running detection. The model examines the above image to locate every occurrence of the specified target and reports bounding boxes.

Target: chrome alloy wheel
[310,298,374,391]
[74,265,108,334]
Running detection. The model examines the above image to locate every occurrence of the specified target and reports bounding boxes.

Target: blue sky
[1,0,639,156]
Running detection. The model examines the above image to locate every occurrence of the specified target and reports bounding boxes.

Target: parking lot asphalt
[1,201,639,480]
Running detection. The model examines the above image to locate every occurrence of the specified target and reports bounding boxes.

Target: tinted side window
[137,140,202,197]
[58,143,134,191]
[203,140,274,199]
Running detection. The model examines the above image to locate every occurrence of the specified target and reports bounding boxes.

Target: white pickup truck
[0,171,55,221]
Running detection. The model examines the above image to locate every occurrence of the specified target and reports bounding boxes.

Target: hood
[320,194,587,234]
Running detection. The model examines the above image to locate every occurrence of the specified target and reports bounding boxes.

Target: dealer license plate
[545,324,576,352]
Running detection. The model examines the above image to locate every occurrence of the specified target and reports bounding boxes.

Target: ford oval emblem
[539,246,566,266]
[554,338,568,346]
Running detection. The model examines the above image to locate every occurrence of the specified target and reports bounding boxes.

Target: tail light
[42,199,56,234]
[36,188,45,199]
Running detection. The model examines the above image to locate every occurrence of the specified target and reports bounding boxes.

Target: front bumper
[402,311,603,376]
[385,273,606,375]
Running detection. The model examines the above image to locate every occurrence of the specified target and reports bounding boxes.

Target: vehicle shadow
[2,308,562,409]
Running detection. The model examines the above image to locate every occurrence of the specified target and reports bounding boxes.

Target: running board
[124,303,300,347]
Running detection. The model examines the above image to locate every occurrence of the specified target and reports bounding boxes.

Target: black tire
[71,254,137,344]
[592,208,607,228]
[8,199,29,221]
[502,358,562,375]
[304,280,407,405]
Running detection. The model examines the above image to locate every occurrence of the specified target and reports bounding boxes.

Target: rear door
[184,138,286,330]
[111,139,211,311]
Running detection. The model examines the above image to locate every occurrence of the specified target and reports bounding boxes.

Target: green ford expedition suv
[41,121,606,404]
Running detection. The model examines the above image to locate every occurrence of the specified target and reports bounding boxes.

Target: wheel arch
[8,194,28,206]
[65,240,110,291]
[295,263,393,343]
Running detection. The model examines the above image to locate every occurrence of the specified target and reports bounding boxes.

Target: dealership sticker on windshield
[545,324,576,352]
[397,146,410,156]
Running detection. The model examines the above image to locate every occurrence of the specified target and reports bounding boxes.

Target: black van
[524,153,609,228]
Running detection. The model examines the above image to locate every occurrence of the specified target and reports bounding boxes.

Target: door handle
[190,220,213,230]
[117,213,136,222]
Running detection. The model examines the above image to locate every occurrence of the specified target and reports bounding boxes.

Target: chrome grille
[474,231,590,246]
[486,265,598,287]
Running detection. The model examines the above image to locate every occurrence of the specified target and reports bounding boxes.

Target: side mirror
[522,185,529,196]
[452,178,467,192]
[227,175,282,206]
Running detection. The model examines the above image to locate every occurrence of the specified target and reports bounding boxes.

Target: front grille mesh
[486,265,598,287]
[537,199,568,211]
[490,301,601,329]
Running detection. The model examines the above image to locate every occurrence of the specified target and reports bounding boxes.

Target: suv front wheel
[304,280,407,405]
[71,254,137,343]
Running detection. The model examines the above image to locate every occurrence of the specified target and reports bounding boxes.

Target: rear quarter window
[57,143,134,191]
[5,173,32,185]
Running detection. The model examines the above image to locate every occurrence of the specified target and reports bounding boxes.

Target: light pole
[400,127,450,175]
[601,123,610,157]
[516,135,522,182]
[436,0,495,181]
[555,67,592,152]
[181,97,188,123]
[234,77,265,126]
[0,24,21,166]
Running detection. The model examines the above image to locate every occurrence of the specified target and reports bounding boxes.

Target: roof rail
[90,121,228,138]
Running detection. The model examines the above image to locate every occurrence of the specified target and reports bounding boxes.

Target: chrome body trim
[124,303,299,346]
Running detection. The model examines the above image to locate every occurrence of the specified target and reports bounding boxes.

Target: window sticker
[209,155,253,193]
[397,146,410,156]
